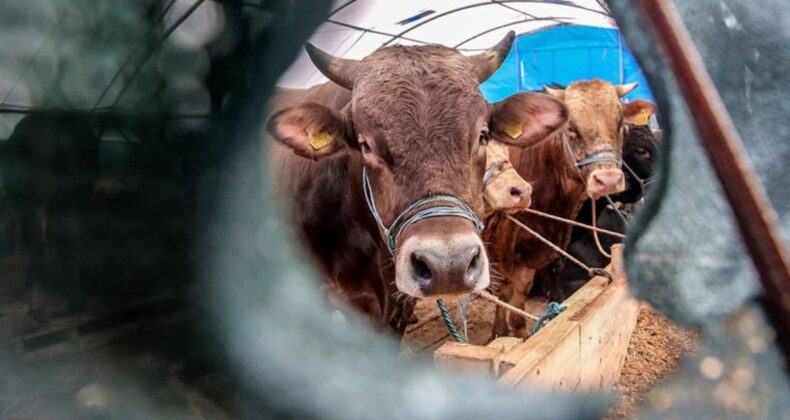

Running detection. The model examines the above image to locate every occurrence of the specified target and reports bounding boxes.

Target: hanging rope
[605,195,630,226]
[457,295,470,342]
[436,299,464,343]
[591,199,613,258]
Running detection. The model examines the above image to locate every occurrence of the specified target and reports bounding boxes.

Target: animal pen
[1,1,789,419]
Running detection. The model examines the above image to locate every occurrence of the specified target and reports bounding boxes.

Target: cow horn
[615,82,639,97]
[305,43,359,90]
[469,31,516,83]
[543,85,566,100]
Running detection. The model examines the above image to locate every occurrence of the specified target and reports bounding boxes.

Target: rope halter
[482,162,501,189]
[621,158,657,191]
[362,167,484,255]
[561,131,622,170]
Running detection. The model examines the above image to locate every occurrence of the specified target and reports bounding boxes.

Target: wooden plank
[434,336,523,376]
[576,245,640,392]
[576,277,640,392]
[496,273,610,392]
[434,342,503,375]
[433,245,642,394]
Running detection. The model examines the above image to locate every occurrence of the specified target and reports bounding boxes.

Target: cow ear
[267,103,349,160]
[489,92,568,148]
[623,99,657,125]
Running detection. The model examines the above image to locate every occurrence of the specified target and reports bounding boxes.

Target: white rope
[473,290,540,321]
[520,207,626,239]
[591,199,613,258]
[505,214,611,280]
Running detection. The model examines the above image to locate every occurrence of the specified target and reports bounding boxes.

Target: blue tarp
[481,25,655,103]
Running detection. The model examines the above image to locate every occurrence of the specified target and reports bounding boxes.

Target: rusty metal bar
[637,0,790,355]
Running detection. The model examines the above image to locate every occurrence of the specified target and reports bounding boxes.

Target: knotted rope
[531,302,567,335]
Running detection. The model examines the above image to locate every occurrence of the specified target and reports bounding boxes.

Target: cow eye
[359,137,372,154]
[634,147,651,158]
[478,129,489,146]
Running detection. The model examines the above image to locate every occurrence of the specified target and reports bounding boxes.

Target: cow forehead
[352,45,482,103]
[351,47,488,144]
[564,80,622,131]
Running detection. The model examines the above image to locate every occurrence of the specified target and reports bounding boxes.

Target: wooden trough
[433,245,641,393]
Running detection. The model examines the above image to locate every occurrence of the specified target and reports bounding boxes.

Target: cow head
[614,124,658,203]
[482,141,532,217]
[268,32,567,299]
[544,81,656,198]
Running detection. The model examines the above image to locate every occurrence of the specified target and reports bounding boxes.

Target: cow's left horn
[615,82,639,97]
[469,31,516,83]
[305,43,359,90]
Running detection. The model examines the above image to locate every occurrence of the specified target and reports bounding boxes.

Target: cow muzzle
[587,168,625,197]
[483,167,532,214]
[394,221,490,298]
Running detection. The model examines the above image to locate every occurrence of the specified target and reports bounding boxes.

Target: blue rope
[437,299,465,343]
[531,302,567,335]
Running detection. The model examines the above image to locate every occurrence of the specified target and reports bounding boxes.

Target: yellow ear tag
[503,122,524,139]
[308,132,333,150]
[634,109,651,126]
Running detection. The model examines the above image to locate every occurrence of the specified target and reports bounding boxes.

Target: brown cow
[266,32,568,333]
[486,80,656,338]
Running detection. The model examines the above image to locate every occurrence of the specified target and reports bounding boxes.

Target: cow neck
[513,131,588,215]
[360,166,484,256]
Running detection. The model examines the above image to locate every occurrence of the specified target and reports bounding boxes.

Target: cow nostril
[593,176,606,187]
[509,187,523,199]
[410,253,433,283]
[466,246,481,277]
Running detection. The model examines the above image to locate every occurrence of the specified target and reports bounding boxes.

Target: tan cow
[486,80,656,338]
[482,141,532,217]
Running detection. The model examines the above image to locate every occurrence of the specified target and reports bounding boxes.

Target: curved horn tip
[304,43,357,90]
[543,85,565,100]
[472,31,517,83]
[615,82,639,97]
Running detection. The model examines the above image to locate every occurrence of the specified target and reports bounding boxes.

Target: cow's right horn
[469,31,516,83]
[305,43,359,90]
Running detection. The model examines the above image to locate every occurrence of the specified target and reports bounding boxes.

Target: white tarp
[278,0,615,89]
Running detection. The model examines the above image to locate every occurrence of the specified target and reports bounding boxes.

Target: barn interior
[0,1,788,419]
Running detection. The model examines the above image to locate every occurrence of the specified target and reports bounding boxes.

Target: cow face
[614,124,658,203]
[268,32,567,299]
[482,141,532,216]
[544,81,656,198]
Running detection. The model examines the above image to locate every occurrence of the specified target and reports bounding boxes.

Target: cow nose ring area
[361,167,489,297]
[408,245,483,293]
